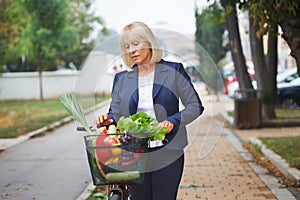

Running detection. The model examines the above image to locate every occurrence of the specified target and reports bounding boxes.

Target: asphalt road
[0,105,109,200]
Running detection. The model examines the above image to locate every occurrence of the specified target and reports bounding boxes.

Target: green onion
[58,93,92,134]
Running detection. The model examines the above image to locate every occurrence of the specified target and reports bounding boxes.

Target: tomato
[95,135,112,163]
[95,135,122,166]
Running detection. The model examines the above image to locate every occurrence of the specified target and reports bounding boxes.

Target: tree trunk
[221,0,253,98]
[277,3,300,76]
[38,67,44,101]
[265,27,278,119]
[249,14,276,120]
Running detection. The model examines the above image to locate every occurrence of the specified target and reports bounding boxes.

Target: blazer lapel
[153,61,168,99]
[127,66,139,105]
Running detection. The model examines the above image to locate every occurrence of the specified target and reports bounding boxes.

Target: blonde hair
[119,21,162,68]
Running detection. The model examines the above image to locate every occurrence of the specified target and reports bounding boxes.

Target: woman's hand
[96,114,114,127]
[158,120,174,134]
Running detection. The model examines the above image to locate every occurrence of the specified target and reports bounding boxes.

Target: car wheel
[281,97,300,109]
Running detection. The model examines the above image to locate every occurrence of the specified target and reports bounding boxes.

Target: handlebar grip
[76,126,92,132]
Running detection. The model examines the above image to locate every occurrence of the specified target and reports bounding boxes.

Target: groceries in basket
[86,112,168,184]
[85,127,148,184]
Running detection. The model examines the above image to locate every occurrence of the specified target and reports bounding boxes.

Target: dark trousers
[130,148,184,200]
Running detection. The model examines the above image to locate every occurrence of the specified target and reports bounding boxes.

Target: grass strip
[0,95,108,138]
[259,136,300,170]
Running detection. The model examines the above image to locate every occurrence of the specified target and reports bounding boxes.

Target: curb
[77,182,96,200]
[249,137,300,187]
[0,99,110,151]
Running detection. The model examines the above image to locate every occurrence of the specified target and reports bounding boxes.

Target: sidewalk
[178,117,282,199]
[176,88,298,200]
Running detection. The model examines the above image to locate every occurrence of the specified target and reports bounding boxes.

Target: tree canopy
[0,0,105,72]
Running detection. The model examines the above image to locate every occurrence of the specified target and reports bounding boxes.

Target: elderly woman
[96,21,204,200]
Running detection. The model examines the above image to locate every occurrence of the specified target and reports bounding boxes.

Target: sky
[93,0,210,36]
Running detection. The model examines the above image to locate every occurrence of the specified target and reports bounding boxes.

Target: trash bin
[234,89,263,129]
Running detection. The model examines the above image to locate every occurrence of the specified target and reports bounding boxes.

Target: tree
[195,3,228,64]
[194,2,229,100]
[239,1,299,119]
[248,14,277,119]
[1,0,106,72]
[220,0,285,120]
[60,0,106,69]
[216,0,299,121]
[0,0,29,71]
[277,3,300,76]
[238,1,300,75]
[23,0,75,100]
[220,0,253,94]
[0,0,106,99]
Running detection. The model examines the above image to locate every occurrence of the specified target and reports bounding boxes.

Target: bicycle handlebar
[76,127,88,132]
[76,125,102,132]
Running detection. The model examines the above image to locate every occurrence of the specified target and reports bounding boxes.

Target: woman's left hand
[158,120,174,134]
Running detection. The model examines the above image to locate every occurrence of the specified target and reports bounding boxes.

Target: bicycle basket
[84,134,148,185]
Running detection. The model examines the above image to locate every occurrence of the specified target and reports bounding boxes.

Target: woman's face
[123,37,152,65]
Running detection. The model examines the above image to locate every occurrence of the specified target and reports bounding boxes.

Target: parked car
[224,68,255,95]
[227,67,299,99]
[277,83,300,109]
[277,67,298,88]
[222,61,254,95]
[226,70,256,98]
[276,67,299,108]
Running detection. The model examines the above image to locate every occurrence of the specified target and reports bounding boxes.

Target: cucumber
[105,171,140,182]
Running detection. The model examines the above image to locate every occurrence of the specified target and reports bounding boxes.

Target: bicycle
[77,126,148,200]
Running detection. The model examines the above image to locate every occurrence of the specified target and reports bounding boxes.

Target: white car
[277,67,298,88]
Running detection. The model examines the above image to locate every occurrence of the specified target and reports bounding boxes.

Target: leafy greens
[117,112,167,141]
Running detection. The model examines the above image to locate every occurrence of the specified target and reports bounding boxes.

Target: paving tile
[177,117,278,200]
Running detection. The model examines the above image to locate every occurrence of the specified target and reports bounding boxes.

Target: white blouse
[137,71,163,148]
[137,71,156,118]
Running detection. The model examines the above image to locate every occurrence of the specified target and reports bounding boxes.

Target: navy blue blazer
[107,59,204,150]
